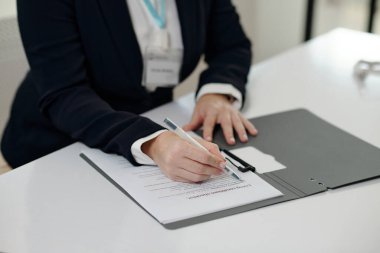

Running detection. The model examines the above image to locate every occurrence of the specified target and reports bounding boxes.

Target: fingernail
[243,134,248,141]
[206,136,212,141]
[229,137,235,144]
[219,162,226,169]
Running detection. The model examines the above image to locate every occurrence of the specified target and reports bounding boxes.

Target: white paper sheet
[82,149,283,224]
[230,146,287,174]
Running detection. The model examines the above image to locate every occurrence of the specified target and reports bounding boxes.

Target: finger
[196,138,225,160]
[158,159,208,183]
[181,157,223,176]
[165,172,193,183]
[176,166,211,183]
[240,115,258,136]
[170,174,194,183]
[183,111,203,131]
[202,113,217,142]
[160,168,192,183]
[232,113,248,142]
[219,113,235,145]
[183,143,225,170]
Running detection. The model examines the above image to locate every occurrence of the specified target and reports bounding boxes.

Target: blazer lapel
[96,0,143,84]
[176,0,200,80]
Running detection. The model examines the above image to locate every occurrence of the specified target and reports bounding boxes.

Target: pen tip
[232,173,241,181]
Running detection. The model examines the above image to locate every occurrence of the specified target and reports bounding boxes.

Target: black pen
[221,149,256,173]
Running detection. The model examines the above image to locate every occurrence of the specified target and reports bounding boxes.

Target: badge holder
[142,30,183,91]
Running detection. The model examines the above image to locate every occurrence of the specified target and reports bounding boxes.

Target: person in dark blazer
[1,0,257,182]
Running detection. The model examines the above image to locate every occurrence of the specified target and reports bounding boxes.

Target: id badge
[143,46,183,91]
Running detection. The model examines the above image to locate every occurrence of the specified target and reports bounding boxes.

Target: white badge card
[143,47,182,91]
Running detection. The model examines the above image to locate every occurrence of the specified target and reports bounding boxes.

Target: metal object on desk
[354,60,380,81]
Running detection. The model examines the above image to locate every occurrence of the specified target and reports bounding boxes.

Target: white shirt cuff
[196,83,243,109]
[131,130,168,165]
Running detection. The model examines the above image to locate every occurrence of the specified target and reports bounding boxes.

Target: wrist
[199,93,232,104]
[141,137,157,161]
[141,131,169,161]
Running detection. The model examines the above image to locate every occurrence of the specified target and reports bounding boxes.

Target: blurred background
[0,0,379,171]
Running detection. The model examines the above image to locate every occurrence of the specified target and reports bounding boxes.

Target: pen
[163,118,242,181]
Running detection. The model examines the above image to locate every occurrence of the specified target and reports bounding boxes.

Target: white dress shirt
[127,0,243,165]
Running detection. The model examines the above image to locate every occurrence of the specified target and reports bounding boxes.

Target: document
[82,149,283,224]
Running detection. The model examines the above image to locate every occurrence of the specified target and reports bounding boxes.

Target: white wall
[314,0,370,36]
[176,0,306,97]
[177,0,380,96]
[0,0,16,18]
[234,0,305,63]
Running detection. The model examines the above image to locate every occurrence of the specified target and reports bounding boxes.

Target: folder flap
[212,109,380,192]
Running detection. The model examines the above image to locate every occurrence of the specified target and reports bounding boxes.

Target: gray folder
[82,109,380,229]
[165,109,380,229]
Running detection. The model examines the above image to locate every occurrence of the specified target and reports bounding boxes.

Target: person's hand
[142,131,225,183]
[183,94,258,145]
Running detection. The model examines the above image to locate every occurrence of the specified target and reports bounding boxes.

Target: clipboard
[82,109,380,229]
[164,108,380,229]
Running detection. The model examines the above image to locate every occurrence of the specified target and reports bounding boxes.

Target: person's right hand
[142,131,226,183]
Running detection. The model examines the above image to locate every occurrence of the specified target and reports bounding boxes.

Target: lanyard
[143,0,166,29]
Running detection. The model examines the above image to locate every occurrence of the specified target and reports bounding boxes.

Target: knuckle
[235,119,244,128]
[161,167,177,180]
[203,126,210,133]
[243,118,251,126]
[203,128,212,136]
[223,129,233,138]
[219,114,228,122]
[206,155,217,166]
[203,120,213,128]
[221,119,232,128]
[209,145,220,154]
[172,141,183,152]
[165,153,176,165]
[246,120,254,128]
[237,126,246,135]
[171,143,184,157]
[165,165,176,174]
[193,174,207,182]
[211,143,219,150]
[199,153,209,163]
[193,163,204,174]
[167,174,177,181]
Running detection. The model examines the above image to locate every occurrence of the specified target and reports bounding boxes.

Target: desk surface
[1,28,380,253]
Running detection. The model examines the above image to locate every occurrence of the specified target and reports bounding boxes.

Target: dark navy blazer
[1,0,252,168]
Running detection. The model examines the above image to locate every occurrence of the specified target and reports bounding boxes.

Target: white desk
[1,28,380,253]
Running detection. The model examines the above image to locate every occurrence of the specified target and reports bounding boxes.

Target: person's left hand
[183,94,258,145]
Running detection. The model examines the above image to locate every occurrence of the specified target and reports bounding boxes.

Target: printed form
[82,149,283,224]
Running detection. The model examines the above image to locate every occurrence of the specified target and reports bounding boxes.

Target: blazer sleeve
[197,0,252,105]
[17,0,164,165]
